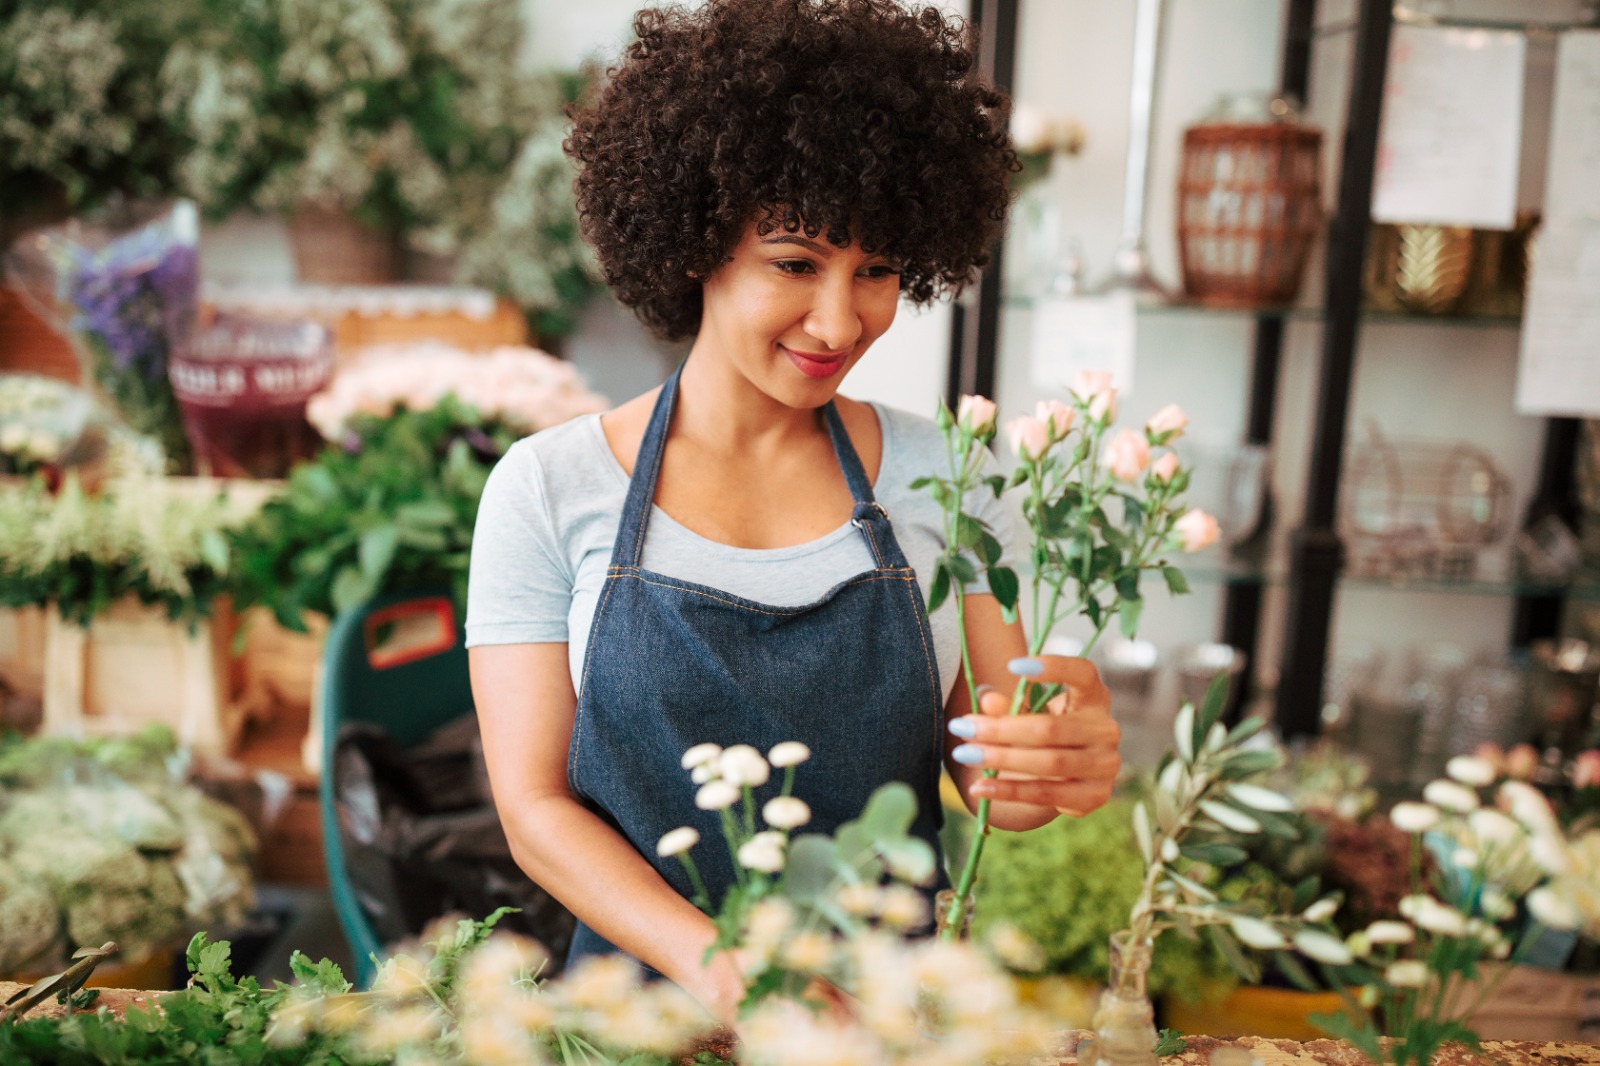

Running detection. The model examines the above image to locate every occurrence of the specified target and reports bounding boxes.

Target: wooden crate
[42,598,249,755]
[1470,964,1600,1043]
[0,605,48,700]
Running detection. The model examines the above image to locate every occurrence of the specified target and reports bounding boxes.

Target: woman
[466,0,1119,1021]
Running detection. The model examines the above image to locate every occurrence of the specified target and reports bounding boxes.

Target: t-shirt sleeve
[465,440,573,647]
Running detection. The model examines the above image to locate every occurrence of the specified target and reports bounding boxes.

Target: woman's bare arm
[469,642,745,1018]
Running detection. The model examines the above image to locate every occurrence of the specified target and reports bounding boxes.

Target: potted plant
[229,344,605,632]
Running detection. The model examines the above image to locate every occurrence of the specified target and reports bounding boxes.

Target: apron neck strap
[611,365,902,569]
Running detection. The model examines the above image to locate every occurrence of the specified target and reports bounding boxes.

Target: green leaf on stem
[1162,566,1190,595]
[909,476,933,490]
[1209,924,1262,984]
[978,530,1004,566]
[1291,877,1322,915]
[928,560,951,613]
[1310,1011,1383,1066]
[988,566,1019,617]
[1178,842,1248,865]
[1274,949,1321,993]
[986,474,1008,498]
[956,513,985,549]
[358,524,400,581]
[1118,596,1143,639]
[947,555,978,585]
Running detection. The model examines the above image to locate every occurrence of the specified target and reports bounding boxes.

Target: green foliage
[969,799,1239,1001]
[0,0,191,225]
[228,398,511,630]
[0,470,251,628]
[1154,1028,1188,1056]
[0,728,256,974]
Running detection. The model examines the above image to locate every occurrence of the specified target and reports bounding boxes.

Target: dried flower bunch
[920,374,1219,936]
[0,0,185,225]
[5,201,200,470]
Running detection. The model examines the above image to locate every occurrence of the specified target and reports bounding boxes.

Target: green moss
[969,799,1238,1002]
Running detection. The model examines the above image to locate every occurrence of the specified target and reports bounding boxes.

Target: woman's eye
[774,259,815,275]
[862,265,902,280]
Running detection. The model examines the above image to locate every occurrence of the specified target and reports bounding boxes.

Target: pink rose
[1174,508,1221,552]
[1573,750,1600,789]
[1035,399,1075,439]
[1151,451,1180,483]
[1102,428,1150,483]
[1472,743,1507,777]
[1006,415,1052,460]
[1506,743,1540,781]
[1071,370,1114,400]
[1146,403,1188,442]
[1089,389,1118,424]
[957,394,998,436]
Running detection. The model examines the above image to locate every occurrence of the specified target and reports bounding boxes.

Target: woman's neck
[673,349,834,455]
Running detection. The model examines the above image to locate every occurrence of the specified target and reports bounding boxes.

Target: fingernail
[952,744,984,766]
[1008,656,1044,677]
[948,717,977,739]
[976,684,997,700]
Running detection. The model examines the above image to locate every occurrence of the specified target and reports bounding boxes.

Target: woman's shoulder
[486,413,619,514]
[867,400,946,463]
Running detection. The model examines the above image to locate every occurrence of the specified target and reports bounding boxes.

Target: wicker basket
[1177,122,1322,308]
[288,204,401,285]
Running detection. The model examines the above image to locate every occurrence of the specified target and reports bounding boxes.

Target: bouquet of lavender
[5,200,198,471]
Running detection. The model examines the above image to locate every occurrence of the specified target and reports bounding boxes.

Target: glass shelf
[1000,293,1524,330]
[1316,8,1598,39]
[1175,539,1600,600]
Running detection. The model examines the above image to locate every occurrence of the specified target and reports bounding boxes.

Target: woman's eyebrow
[759,234,835,254]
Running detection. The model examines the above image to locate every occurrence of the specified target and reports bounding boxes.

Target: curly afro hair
[565,0,1018,341]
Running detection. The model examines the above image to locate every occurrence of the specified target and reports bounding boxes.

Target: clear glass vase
[934,887,974,939]
[1081,930,1159,1066]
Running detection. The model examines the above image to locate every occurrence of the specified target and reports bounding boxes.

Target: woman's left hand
[949,654,1121,819]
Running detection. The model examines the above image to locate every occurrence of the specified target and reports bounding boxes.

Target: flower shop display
[0,0,188,243]
[5,201,200,471]
[920,377,1219,938]
[0,727,256,977]
[230,346,606,630]
[157,0,603,332]
[0,375,141,489]
[168,313,334,479]
[0,466,269,752]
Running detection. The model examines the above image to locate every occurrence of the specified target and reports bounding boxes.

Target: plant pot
[288,204,401,285]
[1164,983,1350,1040]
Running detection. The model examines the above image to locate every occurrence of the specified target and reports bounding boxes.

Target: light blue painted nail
[952,743,984,766]
[948,717,977,739]
[1008,656,1044,677]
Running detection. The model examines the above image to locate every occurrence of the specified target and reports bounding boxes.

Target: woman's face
[695,218,901,408]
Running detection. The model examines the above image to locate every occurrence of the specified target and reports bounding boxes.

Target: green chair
[317,590,472,987]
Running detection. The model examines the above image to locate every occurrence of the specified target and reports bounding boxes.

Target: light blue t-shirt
[465,402,1015,706]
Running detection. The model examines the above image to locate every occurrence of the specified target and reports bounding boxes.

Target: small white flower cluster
[738,930,1065,1066]
[304,343,608,442]
[273,930,709,1066]
[663,741,812,875]
[1388,756,1581,929]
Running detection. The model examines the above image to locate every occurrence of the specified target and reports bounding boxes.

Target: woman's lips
[783,346,849,379]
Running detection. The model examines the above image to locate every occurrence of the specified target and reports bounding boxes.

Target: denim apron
[565,366,946,968]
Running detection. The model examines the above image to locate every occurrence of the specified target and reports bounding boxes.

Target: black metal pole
[946,0,1019,407]
[1275,0,1393,740]
[1219,0,1316,721]
[1512,417,1582,647]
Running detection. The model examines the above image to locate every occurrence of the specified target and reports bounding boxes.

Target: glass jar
[1081,931,1159,1066]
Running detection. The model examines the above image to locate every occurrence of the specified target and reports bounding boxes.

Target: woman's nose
[804,274,864,352]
